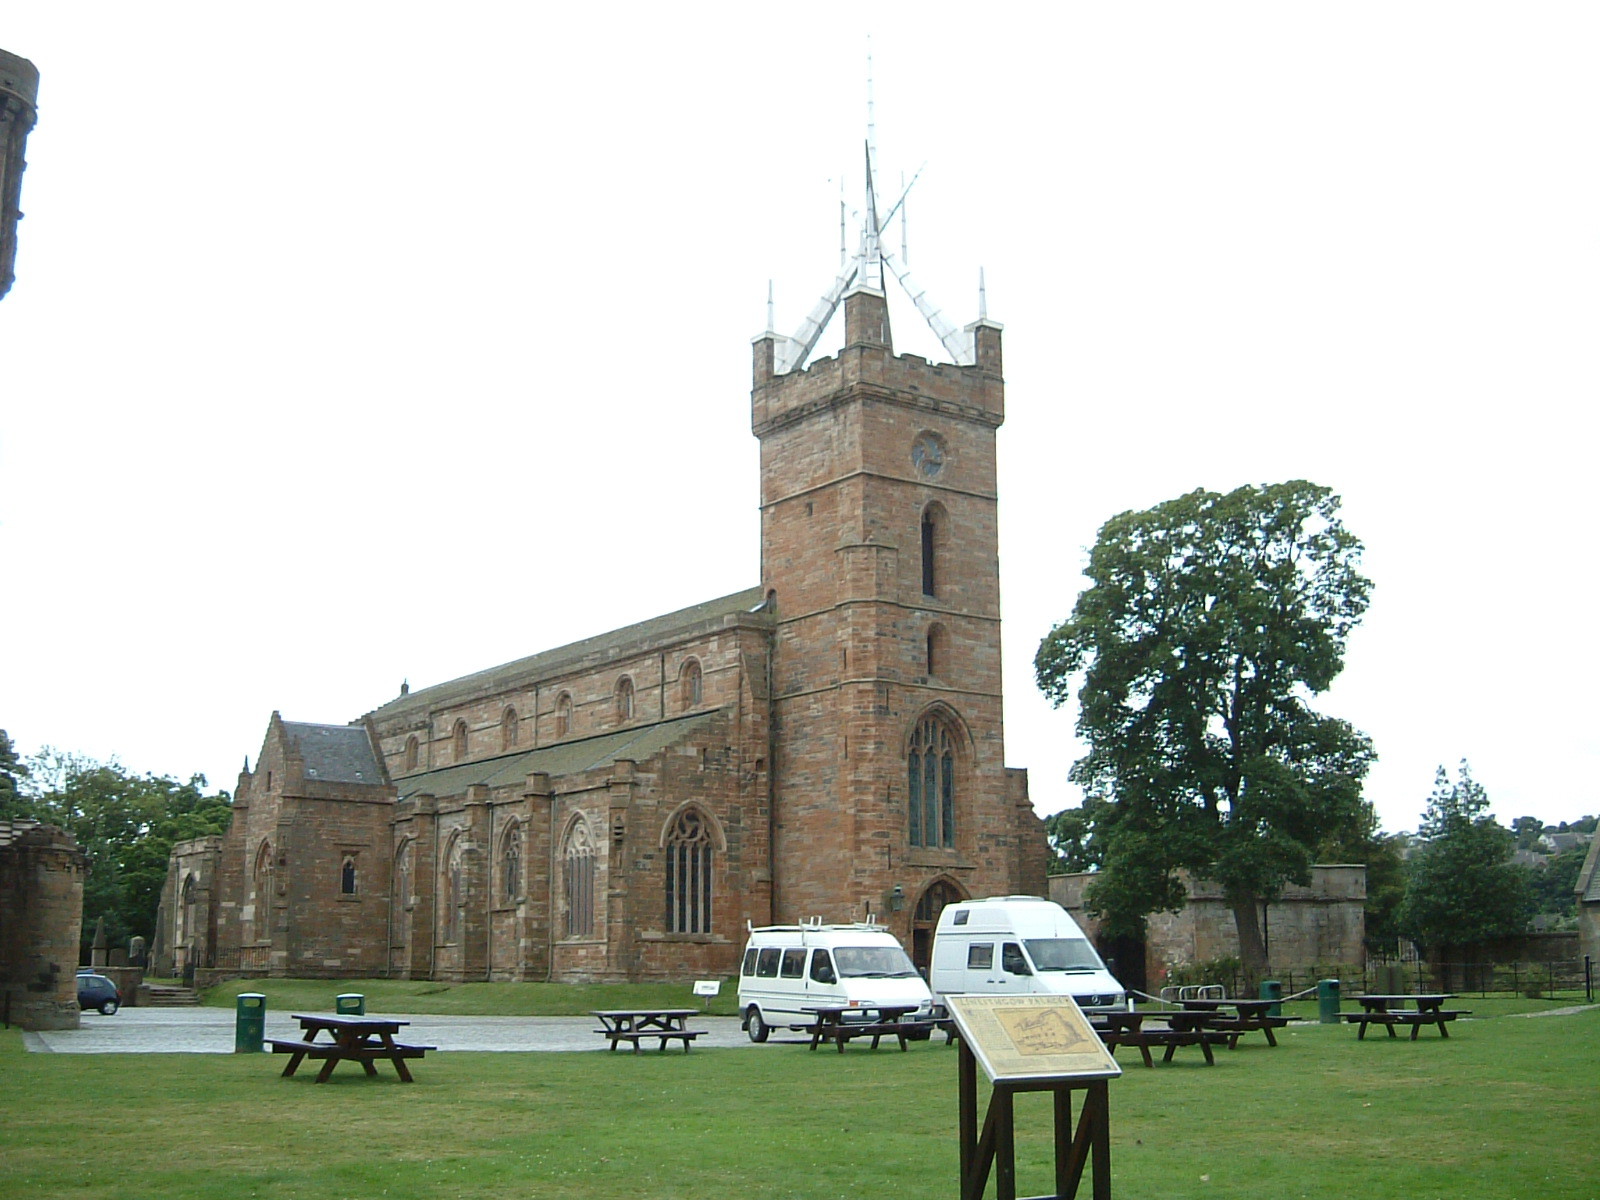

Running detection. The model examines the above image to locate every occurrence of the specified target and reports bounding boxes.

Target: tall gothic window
[908,716,956,849]
[253,840,274,900]
[340,855,357,895]
[664,807,714,934]
[501,707,519,751]
[555,693,573,739]
[452,719,469,762]
[615,676,635,723]
[443,837,464,943]
[564,821,595,938]
[502,824,522,903]
[394,840,412,908]
[921,508,939,597]
[681,659,703,709]
[403,735,419,772]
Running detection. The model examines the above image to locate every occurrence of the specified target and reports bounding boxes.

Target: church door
[910,880,964,975]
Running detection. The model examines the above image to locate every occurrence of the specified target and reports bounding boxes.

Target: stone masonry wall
[0,824,87,1030]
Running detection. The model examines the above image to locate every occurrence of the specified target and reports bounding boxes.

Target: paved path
[23,1007,757,1054]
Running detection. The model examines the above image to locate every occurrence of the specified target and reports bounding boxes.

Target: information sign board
[946,994,1121,1084]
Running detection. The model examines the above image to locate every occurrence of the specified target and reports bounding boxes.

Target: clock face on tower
[911,432,946,479]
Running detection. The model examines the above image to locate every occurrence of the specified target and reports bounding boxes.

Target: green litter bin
[335,993,365,1016]
[1259,979,1283,1018]
[235,992,266,1053]
[1317,978,1341,1024]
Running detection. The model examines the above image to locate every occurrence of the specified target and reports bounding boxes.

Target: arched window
[501,706,519,751]
[681,659,703,709]
[555,693,573,739]
[253,840,273,899]
[615,676,635,722]
[403,735,419,772]
[340,855,357,896]
[564,821,595,938]
[180,874,196,943]
[443,836,464,943]
[664,807,714,934]
[920,502,948,598]
[502,824,522,903]
[452,719,469,762]
[394,840,412,908]
[908,716,956,849]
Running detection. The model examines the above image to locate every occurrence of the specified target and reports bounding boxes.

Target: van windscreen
[1023,938,1106,972]
[832,946,920,978]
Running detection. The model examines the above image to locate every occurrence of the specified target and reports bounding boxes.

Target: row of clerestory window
[399,660,707,771]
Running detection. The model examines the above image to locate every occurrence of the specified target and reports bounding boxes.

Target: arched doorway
[910,879,964,974]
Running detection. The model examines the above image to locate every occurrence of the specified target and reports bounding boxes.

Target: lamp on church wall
[888,883,905,912]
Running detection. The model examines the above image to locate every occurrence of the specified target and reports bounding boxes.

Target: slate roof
[1578,837,1600,904]
[281,721,386,786]
[392,711,722,801]
[365,586,767,724]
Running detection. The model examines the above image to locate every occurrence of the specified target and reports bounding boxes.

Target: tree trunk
[1228,894,1269,988]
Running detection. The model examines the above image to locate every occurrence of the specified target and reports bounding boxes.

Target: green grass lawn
[5,1004,1595,1200]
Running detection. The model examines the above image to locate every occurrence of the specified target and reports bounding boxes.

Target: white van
[737,920,934,1042]
[929,896,1128,1016]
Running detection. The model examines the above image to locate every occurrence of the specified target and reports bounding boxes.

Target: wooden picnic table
[591,1008,703,1053]
[1345,994,1470,1040]
[1175,997,1291,1047]
[1091,1010,1224,1067]
[269,1014,434,1083]
[802,1004,921,1052]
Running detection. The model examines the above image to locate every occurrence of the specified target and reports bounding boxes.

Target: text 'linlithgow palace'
[158,195,1049,984]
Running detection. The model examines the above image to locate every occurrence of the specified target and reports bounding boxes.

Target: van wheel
[747,1007,769,1043]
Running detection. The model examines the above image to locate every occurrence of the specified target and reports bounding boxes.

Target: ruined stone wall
[0,48,39,301]
[1051,865,1368,983]
[0,823,86,1030]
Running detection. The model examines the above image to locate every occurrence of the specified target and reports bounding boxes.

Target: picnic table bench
[1344,994,1470,1039]
[1176,997,1293,1047]
[591,1008,703,1053]
[1091,1010,1227,1067]
[269,1014,434,1083]
[802,1004,920,1052]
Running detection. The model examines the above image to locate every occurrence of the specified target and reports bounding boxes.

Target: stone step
[142,985,202,1007]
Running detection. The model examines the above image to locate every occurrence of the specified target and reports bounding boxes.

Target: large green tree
[0,728,30,819]
[1399,761,1531,951]
[23,750,232,955]
[1035,480,1376,978]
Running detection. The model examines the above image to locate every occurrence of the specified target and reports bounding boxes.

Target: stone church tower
[754,260,1039,964]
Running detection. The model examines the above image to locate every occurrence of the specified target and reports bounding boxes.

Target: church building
[159,165,1047,985]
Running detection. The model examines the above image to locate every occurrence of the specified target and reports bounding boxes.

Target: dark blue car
[77,972,120,1015]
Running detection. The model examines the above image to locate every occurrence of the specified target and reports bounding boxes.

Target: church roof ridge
[367,585,767,720]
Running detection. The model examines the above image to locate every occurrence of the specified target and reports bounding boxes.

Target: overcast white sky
[3,4,1596,834]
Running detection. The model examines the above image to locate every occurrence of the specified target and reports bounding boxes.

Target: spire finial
[766,280,775,332]
[978,267,988,320]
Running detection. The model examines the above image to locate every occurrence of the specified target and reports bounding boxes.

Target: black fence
[1174,958,1595,1002]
